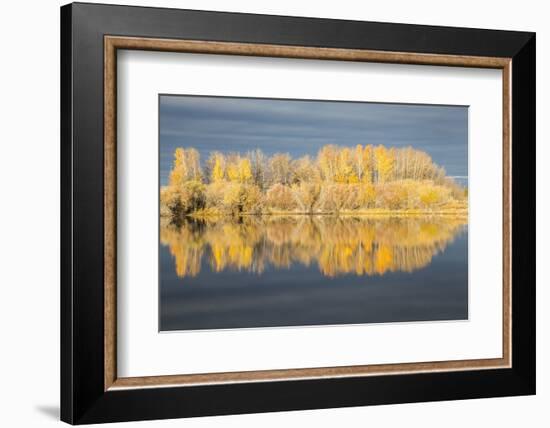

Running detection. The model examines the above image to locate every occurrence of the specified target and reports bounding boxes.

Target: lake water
[159,216,468,331]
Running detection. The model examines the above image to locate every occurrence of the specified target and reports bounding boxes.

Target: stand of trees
[160,145,467,220]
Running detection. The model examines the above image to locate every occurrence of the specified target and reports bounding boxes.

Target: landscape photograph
[159,95,468,331]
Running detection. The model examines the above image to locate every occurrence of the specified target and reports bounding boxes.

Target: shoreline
[181,208,468,220]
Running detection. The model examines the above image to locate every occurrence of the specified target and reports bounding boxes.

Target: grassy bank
[184,206,468,219]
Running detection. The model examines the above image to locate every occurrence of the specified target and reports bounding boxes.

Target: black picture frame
[61,2,535,424]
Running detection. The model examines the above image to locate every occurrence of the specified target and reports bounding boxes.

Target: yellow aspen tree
[362,145,374,184]
[388,148,396,180]
[293,155,320,184]
[354,144,364,182]
[269,153,292,185]
[169,148,188,187]
[317,145,337,182]
[185,148,202,181]
[226,156,240,182]
[336,147,357,183]
[238,158,253,183]
[374,145,395,183]
[211,153,225,182]
[333,148,346,183]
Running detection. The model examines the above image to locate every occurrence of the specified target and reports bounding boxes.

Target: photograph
[159,95,469,331]
[47,0,540,428]
[53,2,536,425]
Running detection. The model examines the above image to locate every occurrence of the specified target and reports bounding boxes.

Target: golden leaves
[162,144,466,222]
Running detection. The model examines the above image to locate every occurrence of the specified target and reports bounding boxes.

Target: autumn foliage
[160,145,467,220]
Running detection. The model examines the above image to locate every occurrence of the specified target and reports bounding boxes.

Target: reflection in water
[160,216,467,278]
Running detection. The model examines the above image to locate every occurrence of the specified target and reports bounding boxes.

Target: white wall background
[0,0,546,426]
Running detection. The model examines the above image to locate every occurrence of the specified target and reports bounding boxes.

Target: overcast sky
[159,95,468,186]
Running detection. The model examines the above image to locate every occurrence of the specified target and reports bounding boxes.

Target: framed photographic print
[61,2,536,424]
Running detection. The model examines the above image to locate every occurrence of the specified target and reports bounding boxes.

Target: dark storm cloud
[159,95,468,185]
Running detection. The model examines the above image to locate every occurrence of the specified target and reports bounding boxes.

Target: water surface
[159,216,468,331]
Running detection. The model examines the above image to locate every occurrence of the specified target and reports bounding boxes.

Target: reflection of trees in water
[160,216,467,278]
